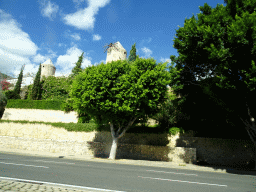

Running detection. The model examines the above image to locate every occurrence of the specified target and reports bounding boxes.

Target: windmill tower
[104,41,127,64]
[40,59,56,81]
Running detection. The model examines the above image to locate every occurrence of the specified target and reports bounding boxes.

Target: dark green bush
[3,89,21,100]
[0,91,8,111]
[60,98,75,113]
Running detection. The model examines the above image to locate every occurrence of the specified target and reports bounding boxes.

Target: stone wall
[1,108,254,167]
[0,122,196,164]
[176,136,255,167]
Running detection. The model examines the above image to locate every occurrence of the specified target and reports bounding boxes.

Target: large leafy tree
[168,0,256,168]
[66,57,171,159]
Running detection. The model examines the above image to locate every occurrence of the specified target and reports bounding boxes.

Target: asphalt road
[0,152,255,192]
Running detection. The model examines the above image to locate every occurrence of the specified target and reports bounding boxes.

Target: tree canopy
[167,0,256,163]
[66,57,172,159]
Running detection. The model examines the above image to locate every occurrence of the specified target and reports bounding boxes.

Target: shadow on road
[192,160,256,176]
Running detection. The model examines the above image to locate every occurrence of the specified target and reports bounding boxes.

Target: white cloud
[63,30,82,41]
[141,47,153,58]
[0,10,40,85]
[160,57,171,65]
[58,43,66,47]
[0,4,107,90]
[39,0,59,21]
[70,33,81,41]
[60,0,111,31]
[54,45,93,78]
[93,34,101,41]
[73,0,86,9]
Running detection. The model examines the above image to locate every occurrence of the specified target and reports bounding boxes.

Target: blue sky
[0,0,226,88]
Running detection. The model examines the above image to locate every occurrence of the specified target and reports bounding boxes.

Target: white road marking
[26,160,75,164]
[0,162,49,168]
[146,170,198,176]
[138,176,228,187]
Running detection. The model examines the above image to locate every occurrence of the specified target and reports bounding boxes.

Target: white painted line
[0,177,126,192]
[146,170,198,176]
[0,162,49,168]
[26,160,75,164]
[138,176,228,187]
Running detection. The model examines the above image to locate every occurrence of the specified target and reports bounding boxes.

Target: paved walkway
[0,147,255,192]
[0,179,104,192]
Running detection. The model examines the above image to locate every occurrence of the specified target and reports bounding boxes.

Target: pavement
[0,146,256,191]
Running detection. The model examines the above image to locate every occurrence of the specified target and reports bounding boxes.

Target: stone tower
[40,59,56,81]
[106,41,127,64]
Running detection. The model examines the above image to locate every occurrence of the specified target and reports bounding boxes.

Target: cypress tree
[31,63,42,100]
[61,52,85,121]
[128,43,137,64]
[12,64,25,99]
[68,52,84,81]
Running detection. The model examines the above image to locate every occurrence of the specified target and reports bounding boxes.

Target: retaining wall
[0,120,196,164]
[1,108,255,167]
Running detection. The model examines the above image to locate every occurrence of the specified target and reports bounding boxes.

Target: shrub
[23,84,33,100]
[0,91,8,108]
[60,98,75,113]
[168,127,185,136]
[3,89,21,100]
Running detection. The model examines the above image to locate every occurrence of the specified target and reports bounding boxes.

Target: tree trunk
[108,117,137,160]
[108,136,118,160]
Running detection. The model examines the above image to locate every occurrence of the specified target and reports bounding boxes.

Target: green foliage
[150,85,190,133]
[0,71,8,114]
[168,127,185,136]
[31,63,42,100]
[38,75,74,101]
[3,89,21,100]
[60,98,75,113]
[0,90,8,109]
[58,52,85,116]
[68,52,84,81]
[25,84,34,100]
[128,43,137,64]
[11,64,25,100]
[168,0,256,140]
[67,57,172,135]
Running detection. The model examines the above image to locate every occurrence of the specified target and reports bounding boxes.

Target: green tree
[150,64,190,133]
[31,63,42,100]
[127,43,137,64]
[68,52,84,82]
[60,52,89,122]
[66,57,172,159]
[168,0,256,168]
[0,71,8,116]
[11,64,25,99]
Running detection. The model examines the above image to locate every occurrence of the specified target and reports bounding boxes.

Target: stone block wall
[0,123,196,164]
[175,136,255,167]
[1,108,254,167]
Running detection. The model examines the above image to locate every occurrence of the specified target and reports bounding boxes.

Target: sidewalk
[1,146,254,175]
